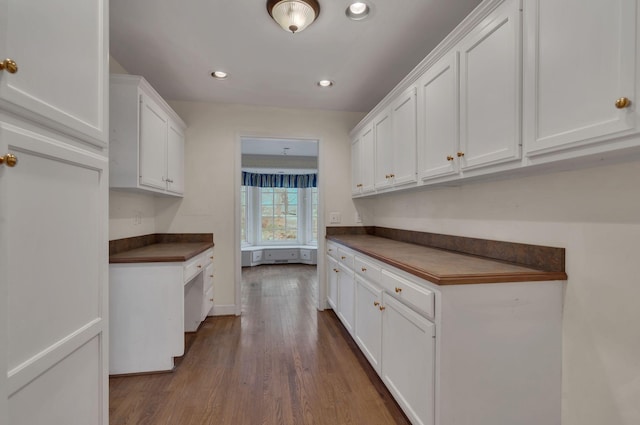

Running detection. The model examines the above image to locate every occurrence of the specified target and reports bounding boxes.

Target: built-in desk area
[109,234,214,375]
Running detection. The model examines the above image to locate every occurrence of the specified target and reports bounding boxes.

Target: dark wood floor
[109,264,410,425]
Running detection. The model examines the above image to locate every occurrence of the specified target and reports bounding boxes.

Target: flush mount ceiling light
[211,70,228,80]
[267,0,320,34]
[317,79,334,87]
[345,1,370,20]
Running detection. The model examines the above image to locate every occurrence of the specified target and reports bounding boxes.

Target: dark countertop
[109,234,214,264]
[327,234,567,285]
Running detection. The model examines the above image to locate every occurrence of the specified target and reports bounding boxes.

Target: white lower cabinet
[326,255,338,310]
[336,263,356,336]
[382,294,435,425]
[355,276,383,374]
[327,241,563,425]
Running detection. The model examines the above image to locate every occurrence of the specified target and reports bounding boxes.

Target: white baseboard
[209,304,237,316]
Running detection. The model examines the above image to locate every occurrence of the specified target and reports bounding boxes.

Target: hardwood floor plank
[110,264,410,425]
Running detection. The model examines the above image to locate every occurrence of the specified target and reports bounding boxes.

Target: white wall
[153,101,364,309]
[355,159,640,425]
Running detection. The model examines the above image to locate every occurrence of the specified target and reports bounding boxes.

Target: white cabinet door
[374,109,393,189]
[0,0,107,146]
[418,52,460,181]
[139,93,168,190]
[327,256,339,310]
[382,294,435,425]
[337,264,356,336]
[0,119,108,424]
[391,87,418,186]
[459,0,522,170]
[355,276,383,374]
[351,134,362,195]
[360,124,375,193]
[167,120,185,195]
[523,0,639,156]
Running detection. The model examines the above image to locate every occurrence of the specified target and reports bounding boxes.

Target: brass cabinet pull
[390,173,395,178]
[615,97,631,109]
[0,58,18,74]
[209,298,214,302]
[341,256,346,260]
[197,264,202,269]
[361,267,367,272]
[385,174,390,179]
[395,287,402,293]
[356,183,363,188]
[446,155,454,161]
[379,305,386,311]
[210,256,214,260]
[328,248,333,252]
[373,301,380,307]
[209,274,214,278]
[0,153,18,167]
[457,152,465,157]
[333,268,339,273]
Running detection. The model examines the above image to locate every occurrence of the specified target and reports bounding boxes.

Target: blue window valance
[242,172,317,188]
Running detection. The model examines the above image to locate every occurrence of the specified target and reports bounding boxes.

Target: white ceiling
[242,137,318,156]
[110,0,482,113]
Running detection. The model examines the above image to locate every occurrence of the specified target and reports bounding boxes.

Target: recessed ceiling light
[346,2,370,20]
[317,79,334,87]
[211,71,228,80]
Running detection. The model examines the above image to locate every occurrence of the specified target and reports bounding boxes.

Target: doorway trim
[234,133,326,316]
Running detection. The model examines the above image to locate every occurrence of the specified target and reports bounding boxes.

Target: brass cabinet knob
[328,248,333,252]
[446,155,454,161]
[0,153,18,167]
[390,173,395,178]
[197,264,202,269]
[341,256,346,260]
[209,274,214,278]
[457,152,465,157]
[385,174,390,179]
[210,256,214,260]
[615,97,631,109]
[373,301,380,307]
[379,305,386,311]
[209,298,214,302]
[333,268,339,273]
[0,58,18,74]
[356,183,363,188]
[361,267,367,272]
[395,287,402,293]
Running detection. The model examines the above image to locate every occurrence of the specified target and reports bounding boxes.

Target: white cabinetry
[336,262,356,335]
[523,0,639,157]
[110,248,214,374]
[326,239,563,425]
[0,0,108,423]
[110,74,186,196]
[351,124,375,196]
[381,294,435,425]
[326,255,339,310]
[417,52,460,181]
[458,0,522,170]
[390,86,418,186]
[374,109,393,189]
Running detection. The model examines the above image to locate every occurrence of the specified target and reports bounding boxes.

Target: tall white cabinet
[0,0,109,423]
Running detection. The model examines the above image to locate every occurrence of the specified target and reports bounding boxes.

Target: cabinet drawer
[204,249,214,264]
[326,242,339,260]
[265,249,299,260]
[355,256,382,285]
[300,249,312,260]
[204,263,214,293]
[337,248,354,269]
[381,270,435,318]
[252,250,263,262]
[202,285,214,321]
[184,252,206,284]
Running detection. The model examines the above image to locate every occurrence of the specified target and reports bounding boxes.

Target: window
[241,186,317,246]
[260,188,298,241]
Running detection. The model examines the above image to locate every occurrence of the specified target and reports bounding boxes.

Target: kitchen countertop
[327,234,567,285]
[109,233,214,264]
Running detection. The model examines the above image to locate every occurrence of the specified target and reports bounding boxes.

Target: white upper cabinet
[390,86,418,186]
[417,52,460,181]
[351,133,362,195]
[0,0,108,146]
[374,108,393,189]
[110,75,186,197]
[360,125,375,194]
[523,0,639,156]
[458,0,522,170]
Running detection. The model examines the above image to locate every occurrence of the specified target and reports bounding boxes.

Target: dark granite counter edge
[109,233,214,256]
[326,226,565,273]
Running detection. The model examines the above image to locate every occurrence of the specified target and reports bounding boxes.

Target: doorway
[235,136,321,315]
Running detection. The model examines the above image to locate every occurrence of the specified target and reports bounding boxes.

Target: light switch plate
[329,212,341,224]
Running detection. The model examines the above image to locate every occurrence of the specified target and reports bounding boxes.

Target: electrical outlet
[329,212,341,224]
